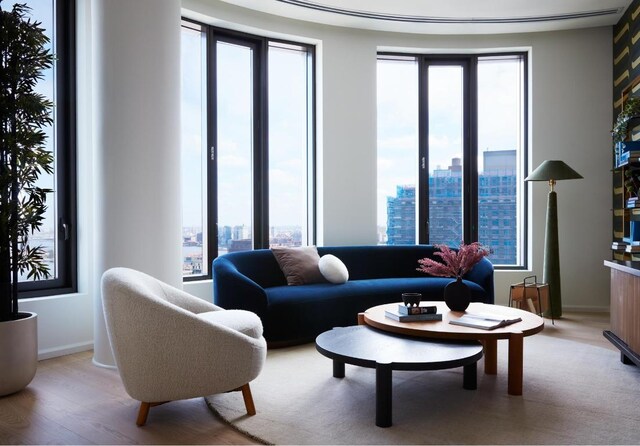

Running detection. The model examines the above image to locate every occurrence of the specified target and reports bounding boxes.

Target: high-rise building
[218,225,232,248]
[386,185,416,245]
[383,149,518,265]
[478,149,517,265]
[428,162,463,247]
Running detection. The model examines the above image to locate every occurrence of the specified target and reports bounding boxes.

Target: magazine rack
[508,275,554,325]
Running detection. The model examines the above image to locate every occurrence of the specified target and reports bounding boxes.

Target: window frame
[379,51,528,269]
[19,0,77,297]
[182,19,316,281]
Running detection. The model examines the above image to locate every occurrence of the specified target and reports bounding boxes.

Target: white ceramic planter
[0,312,38,396]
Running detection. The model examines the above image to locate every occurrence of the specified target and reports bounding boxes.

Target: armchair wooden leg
[137,402,151,426]
[240,383,256,416]
[136,401,169,426]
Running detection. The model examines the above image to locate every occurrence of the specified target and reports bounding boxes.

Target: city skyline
[384,150,518,265]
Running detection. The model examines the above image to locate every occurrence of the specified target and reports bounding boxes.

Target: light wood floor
[0,311,619,445]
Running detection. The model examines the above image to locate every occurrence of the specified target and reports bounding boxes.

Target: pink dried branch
[416,242,489,278]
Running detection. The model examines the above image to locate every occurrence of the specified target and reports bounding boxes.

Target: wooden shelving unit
[603,260,640,367]
[611,79,640,260]
[608,80,640,365]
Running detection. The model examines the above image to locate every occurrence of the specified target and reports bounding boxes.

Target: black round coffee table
[315,325,483,427]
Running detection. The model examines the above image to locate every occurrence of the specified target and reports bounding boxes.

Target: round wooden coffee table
[360,301,545,395]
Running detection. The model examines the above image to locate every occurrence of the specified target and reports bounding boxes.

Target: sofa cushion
[272,246,326,286]
[318,254,349,284]
[266,277,486,305]
[197,310,264,339]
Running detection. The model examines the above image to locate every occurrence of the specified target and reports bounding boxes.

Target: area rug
[205,334,640,445]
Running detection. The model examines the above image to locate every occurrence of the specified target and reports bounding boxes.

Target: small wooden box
[509,276,550,316]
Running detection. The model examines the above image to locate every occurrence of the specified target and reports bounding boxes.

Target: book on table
[397,304,438,315]
[449,312,522,330]
[385,310,443,322]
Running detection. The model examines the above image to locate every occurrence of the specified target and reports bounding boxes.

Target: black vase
[444,277,470,311]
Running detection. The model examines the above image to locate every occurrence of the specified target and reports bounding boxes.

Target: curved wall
[185,0,613,311]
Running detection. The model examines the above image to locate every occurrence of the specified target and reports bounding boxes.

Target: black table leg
[463,361,477,390]
[376,361,392,428]
[333,360,345,378]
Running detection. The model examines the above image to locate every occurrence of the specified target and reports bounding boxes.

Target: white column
[92,0,182,367]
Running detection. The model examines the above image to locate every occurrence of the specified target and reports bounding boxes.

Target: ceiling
[219,0,633,34]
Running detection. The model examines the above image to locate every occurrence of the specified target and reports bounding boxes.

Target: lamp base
[543,190,562,319]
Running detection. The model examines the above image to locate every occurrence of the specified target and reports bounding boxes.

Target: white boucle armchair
[101,267,267,426]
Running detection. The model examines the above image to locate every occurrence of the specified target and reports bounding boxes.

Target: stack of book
[612,241,629,250]
[612,240,640,249]
[616,141,640,165]
[384,304,442,322]
[628,197,640,208]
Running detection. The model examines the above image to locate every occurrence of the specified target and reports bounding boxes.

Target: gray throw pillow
[271,246,326,286]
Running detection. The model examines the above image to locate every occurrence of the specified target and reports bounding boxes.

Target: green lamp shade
[525,160,583,182]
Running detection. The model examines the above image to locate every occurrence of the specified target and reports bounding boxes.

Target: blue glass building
[385,150,517,265]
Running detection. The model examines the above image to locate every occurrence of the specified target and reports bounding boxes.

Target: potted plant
[1,1,54,396]
[417,242,490,311]
[612,96,640,144]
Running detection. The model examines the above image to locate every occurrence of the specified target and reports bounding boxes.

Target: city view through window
[182,38,524,275]
[382,150,518,265]
[378,55,524,266]
[15,0,57,282]
[181,25,311,277]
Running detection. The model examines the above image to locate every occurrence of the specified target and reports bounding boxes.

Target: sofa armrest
[464,257,495,304]
[213,256,269,318]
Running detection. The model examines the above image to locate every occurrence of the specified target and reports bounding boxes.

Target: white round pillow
[318,254,349,284]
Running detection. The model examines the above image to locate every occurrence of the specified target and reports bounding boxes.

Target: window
[376,56,418,245]
[18,0,77,297]
[180,21,315,279]
[476,56,526,266]
[377,53,527,268]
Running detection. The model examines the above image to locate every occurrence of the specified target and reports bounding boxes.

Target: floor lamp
[525,160,583,318]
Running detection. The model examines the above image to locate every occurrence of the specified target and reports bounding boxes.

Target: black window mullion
[253,39,269,249]
[207,27,218,267]
[461,57,476,244]
[307,46,317,246]
[418,56,429,245]
[57,0,77,293]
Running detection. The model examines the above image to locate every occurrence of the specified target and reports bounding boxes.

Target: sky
[180,29,309,230]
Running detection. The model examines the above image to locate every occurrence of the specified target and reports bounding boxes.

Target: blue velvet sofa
[212,245,494,345]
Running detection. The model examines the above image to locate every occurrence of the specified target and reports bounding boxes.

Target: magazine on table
[449,312,522,330]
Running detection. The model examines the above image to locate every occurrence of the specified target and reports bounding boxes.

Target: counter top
[604,260,640,277]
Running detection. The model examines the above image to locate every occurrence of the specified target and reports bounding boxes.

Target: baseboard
[38,341,94,361]
[562,305,610,313]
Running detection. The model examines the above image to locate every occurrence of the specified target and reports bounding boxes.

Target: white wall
[24,0,613,360]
